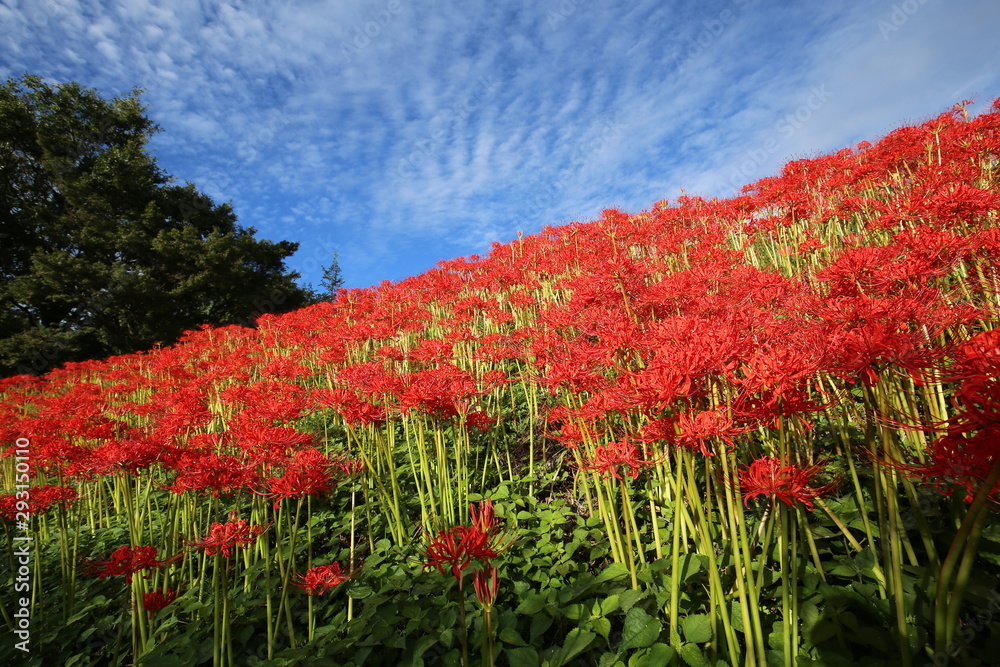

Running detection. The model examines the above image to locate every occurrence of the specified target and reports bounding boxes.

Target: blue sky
[3,0,999,290]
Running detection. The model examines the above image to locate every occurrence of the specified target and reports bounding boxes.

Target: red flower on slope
[473,563,499,609]
[142,589,177,618]
[424,525,495,582]
[0,484,78,520]
[674,409,747,457]
[295,562,352,596]
[423,499,512,582]
[188,515,268,557]
[260,448,345,509]
[739,457,835,510]
[897,431,1000,503]
[165,451,259,497]
[582,440,657,479]
[83,546,180,584]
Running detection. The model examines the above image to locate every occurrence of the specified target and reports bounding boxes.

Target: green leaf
[530,613,554,643]
[516,593,547,615]
[729,600,744,633]
[807,620,839,645]
[590,616,612,640]
[677,554,706,583]
[401,635,440,667]
[500,627,528,646]
[682,614,713,644]
[619,607,662,651]
[596,562,630,583]
[678,643,713,667]
[347,583,373,599]
[506,646,540,667]
[619,589,645,612]
[628,643,677,667]
[550,628,597,667]
[600,594,621,616]
[828,563,857,578]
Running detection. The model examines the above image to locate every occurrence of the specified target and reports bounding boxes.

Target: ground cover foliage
[2,99,1000,666]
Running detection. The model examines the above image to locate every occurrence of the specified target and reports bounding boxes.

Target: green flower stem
[778,503,793,667]
[684,455,739,662]
[720,448,762,666]
[458,577,470,667]
[796,506,826,583]
[935,458,1000,654]
[667,451,684,647]
[591,473,625,566]
[211,552,222,667]
[618,476,639,590]
[260,522,275,659]
[348,423,406,543]
[348,485,357,623]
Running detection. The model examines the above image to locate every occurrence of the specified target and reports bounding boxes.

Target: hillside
[2,98,999,666]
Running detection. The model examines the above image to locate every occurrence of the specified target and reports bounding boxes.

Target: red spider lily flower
[188,515,268,557]
[472,564,499,610]
[336,456,366,478]
[294,562,352,596]
[894,431,1000,503]
[469,498,501,535]
[165,452,259,497]
[83,546,181,584]
[423,500,515,583]
[142,589,177,619]
[739,457,835,511]
[260,448,337,509]
[674,409,747,457]
[0,484,78,521]
[582,440,657,479]
[424,525,495,582]
[90,437,163,475]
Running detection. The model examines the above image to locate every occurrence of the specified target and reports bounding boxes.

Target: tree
[318,253,344,299]
[0,74,316,376]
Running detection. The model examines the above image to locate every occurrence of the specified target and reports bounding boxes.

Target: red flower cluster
[294,562,352,596]
[188,515,268,557]
[472,563,499,609]
[142,588,177,618]
[582,440,657,479]
[739,457,835,510]
[423,499,512,582]
[1,98,999,630]
[0,484,77,520]
[83,545,180,584]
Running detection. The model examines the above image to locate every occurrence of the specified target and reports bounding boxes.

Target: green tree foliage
[0,74,315,376]
[318,252,344,299]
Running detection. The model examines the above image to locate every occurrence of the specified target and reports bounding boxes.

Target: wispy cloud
[3,0,999,288]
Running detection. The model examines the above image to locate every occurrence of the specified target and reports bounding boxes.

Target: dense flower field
[2,99,1000,667]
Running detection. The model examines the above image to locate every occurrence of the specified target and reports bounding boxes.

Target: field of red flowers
[3,99,1000,667]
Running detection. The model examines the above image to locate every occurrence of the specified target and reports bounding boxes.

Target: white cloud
[2,0,998,288]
